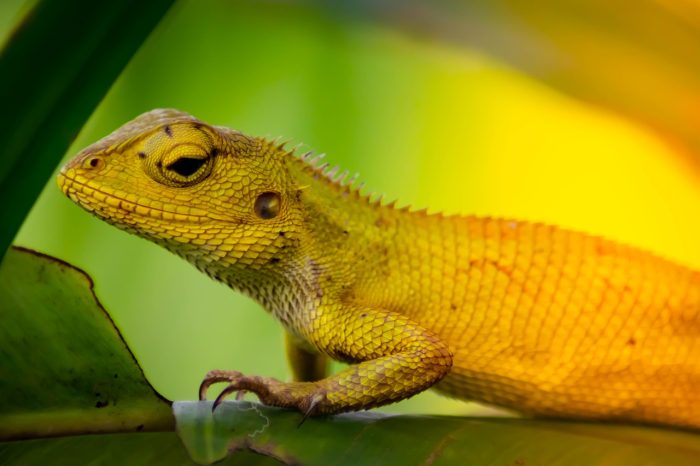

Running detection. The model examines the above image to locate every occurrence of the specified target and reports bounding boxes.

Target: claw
[199,379,211,401]
[297,393,323,427]
[297,414,309,427]
[212,383,242,411]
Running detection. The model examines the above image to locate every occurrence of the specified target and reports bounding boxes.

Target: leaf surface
[0,247,173,440]
[175,400,700,466]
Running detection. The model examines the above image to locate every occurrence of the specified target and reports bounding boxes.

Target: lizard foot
[199,369,326,415]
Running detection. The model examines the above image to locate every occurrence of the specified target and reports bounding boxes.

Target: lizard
[57,108,700,428]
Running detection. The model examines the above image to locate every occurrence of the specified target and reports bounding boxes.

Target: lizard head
[58,109,304,275]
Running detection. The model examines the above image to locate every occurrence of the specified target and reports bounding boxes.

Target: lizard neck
[281,154,395,301]
[204,253,321,336]
[241,270,316,333]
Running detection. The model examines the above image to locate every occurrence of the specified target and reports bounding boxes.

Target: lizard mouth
[57,169,216,224]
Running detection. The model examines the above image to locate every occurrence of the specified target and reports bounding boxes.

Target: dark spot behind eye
[167,157,206,177]
[210,148,219,157]
[138,152,146,159]
[164,125,172,137]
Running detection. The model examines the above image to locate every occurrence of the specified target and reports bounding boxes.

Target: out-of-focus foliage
[319,0,700,170]
[6,0,700,418]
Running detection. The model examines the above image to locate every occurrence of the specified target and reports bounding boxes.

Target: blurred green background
[4,0,700,415]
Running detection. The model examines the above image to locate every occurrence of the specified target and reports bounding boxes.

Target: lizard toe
[199,369,243,401]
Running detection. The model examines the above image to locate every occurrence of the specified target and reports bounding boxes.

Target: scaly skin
[58,109,700,427]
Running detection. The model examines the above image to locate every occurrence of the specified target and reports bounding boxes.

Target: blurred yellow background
[5,0,700,415]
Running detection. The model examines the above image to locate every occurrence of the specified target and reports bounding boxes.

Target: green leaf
[0,433,276,466]
[0,246,173,440]
[175,400,700,466]
[0,434,196,466]
[0,0,175,257]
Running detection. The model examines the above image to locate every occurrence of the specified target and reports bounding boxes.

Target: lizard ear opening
[254,192,281,219]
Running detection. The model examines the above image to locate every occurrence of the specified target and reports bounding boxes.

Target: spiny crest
[278,142,436,216]
[297,148,379,203]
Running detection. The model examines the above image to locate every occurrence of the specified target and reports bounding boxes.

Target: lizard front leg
[199,305,453,415]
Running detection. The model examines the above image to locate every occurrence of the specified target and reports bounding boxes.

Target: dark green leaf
[0,0,175,257]
[175,400,700,466]
[0,247,173,440]
[0,433,278,466]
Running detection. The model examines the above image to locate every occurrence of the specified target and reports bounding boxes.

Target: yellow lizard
[58,109,700,428]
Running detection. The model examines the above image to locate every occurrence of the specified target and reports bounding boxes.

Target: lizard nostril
[84,156,104,170]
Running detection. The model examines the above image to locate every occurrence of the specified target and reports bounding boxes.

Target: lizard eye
[156,154,212,186]
[254,192,281,219]
[167,157,207,177]
[146,150,214,187]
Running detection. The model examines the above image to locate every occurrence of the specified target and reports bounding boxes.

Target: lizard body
[58,109,700,428]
